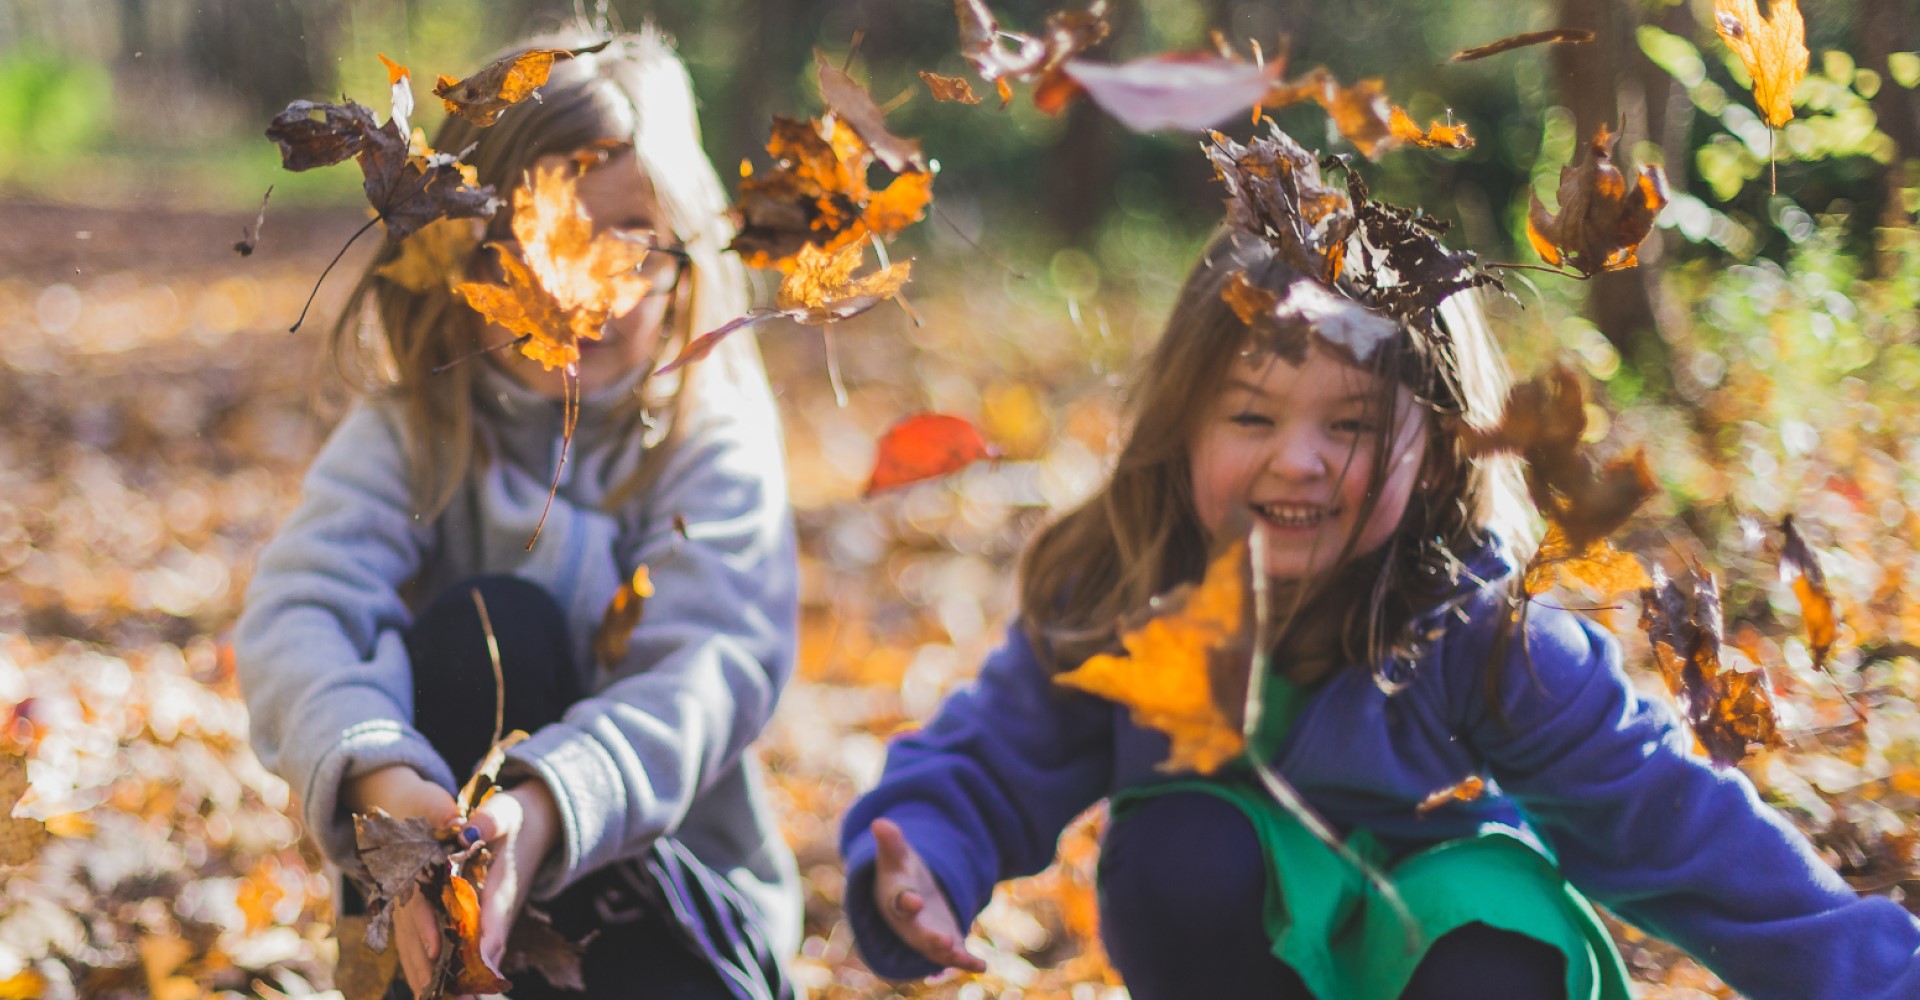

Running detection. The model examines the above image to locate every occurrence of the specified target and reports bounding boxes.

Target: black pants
[387,575,745,1000]
[1098,791,1567,1000]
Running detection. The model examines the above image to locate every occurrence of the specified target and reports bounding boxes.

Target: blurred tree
[186,0,336,118]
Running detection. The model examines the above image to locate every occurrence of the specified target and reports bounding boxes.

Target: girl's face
[1189,342,1428,582]
[489,150,682,399]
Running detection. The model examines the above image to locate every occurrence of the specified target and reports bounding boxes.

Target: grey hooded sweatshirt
[234,360,801,955]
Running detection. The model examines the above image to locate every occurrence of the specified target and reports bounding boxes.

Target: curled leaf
[1525,125,1668,276]
[919,70,982,104]
[1055,538,1252,774]
[1641,567,1783,767]
[950,0,1110,111]
[266,99,379,171]
[863,413,997,497]
[594,566,656,670]
[234,186,274,256]
[434,40,612,127]
[1205,126,1354,284]
[1713,0,1807,128]
[816,51,926,173]
[455,730,531,820]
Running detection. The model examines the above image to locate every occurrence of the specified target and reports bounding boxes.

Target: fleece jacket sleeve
[500,389,799,901]
[1457,602,1920,1000]
[838,623,1116,981]
[233,403,445,874]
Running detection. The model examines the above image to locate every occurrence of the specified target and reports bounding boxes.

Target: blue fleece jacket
[840,542,1920,998]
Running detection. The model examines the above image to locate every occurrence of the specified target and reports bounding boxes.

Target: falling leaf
[356,122,503,244]
[1062,54,1280,132]
[266,99,380,171]
[435,873,512,995]
[435,40,613,127]
[1780,515,1838,671]
[502,909,593,992]
[594,566,656,670]
[1526,124,1669,276]
[1450,29,1595,62]
[1386,107,1474,150]
[1221,272,1280,327]
[1335,164,1502,333]
[1641,567,1783,767]
[816,51,926,173]
[1523,521,1652,599]
[377,53,415,137]
[333,915,402,1000]
[919,70,982,104]
[376,216,484,293]
[234,186,274,256]
[455,730,531,819]
[1415,774,1486,816]
[863,413,997,497]
[0,752,47,867]
[454,165,654,371]
[1713,0,1807,128]
[657,242,912,375]
[950,0,1111,111]
[729,114,934,270]
[1056,538,1251,773]
[1465,365,1656,551]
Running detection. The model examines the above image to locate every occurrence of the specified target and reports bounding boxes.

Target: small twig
[1485,260,1588,279]
[291,215,383,333]
[843,30,865,74]
[934,204,1028,280]
[432,334,531,374]
[470,587,505,748]
[823,326,849,408]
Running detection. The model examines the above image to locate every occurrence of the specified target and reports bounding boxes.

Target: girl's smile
[1189,342,1428,581]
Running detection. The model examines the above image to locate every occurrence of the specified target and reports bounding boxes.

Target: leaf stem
[470,587,505,748]
[290,215,382,333]
[432,334,531,375]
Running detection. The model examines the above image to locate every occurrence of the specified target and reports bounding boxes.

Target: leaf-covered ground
[2,200,1916,999]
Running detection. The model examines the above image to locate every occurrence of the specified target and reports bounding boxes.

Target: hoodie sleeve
[1455,601,1920,1000]
[499,384,799,901]
[838,623,1116,981]
[233,402,446,873]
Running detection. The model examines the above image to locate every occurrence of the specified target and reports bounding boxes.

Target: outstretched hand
[869,818,987,973]
[344,764,460,997]
[465,778,562,979]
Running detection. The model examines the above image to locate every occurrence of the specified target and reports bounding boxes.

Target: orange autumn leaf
[1713,0,1807,128]
[1780,515,1838,671]
[437,873,511,995]
[1526,125,1669,276]
[730,114,934,270]
[434,40,612,127]
[950,0,1110,112]
[1641,567,1783,766]
[376,217,483,293]
[863,413,997,497]
[1055,539,1250,774]
[919,70,982,104]
[1221,271,1280,326]
[454,165,654,371]
[1415,774,1486,816]
[1387,106,1474,150]
[1524,521,1652,599]
[594,565,656,670]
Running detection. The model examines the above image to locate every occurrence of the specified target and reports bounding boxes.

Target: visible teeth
[1254,503,1333,526]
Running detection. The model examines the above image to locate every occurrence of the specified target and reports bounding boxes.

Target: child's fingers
[871,817,911,871]
[893,888,923,918]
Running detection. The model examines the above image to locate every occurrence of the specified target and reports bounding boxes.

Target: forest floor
[4,199,1910,999]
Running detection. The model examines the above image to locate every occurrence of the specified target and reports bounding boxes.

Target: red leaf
[863,413,997,497]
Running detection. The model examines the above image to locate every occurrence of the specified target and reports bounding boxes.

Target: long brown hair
[1018,227,1532,675]
[329,25,758,517]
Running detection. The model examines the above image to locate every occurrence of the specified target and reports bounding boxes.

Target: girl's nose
[1266,429,1329,480]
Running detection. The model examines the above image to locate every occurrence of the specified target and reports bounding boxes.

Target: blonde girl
[839,226,1920,999]
[238,27,796,1000]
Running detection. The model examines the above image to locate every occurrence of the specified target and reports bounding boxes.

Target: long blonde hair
[330,25,759,517]
[1019,227,1532,673]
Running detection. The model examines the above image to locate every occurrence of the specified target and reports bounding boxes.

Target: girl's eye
[1229,411,1274,428]
[1332,418,1378,434]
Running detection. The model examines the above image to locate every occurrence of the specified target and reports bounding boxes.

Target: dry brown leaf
[454,165,654,371]
[729,115,933,270]
[919,70,982,104]
[333,915,402,1000]
[1526,125,1669,276]
[1221,271,1280,327]
[594,566,656,670]
[816,51,926,173]
[1450,29,1595,62]
[456,730,531,819]
[1780,515,1838,671]
[1713,0,1807,128]
[0,752,46,867]
[502,909,593,992]
[1642,568,1783,766]
[1055,538,1251,774]
[434,40,612,127]
[353,808,444,949]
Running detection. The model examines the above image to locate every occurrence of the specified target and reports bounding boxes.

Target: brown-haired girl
[237,27,796,1000]
[839,204,1920,996]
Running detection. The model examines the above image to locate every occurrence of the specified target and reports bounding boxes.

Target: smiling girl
[836,224,1920,999]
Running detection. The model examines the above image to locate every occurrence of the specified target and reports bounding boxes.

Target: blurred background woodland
[2,0,1920,997]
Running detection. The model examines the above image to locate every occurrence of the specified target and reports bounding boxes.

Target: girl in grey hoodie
[236,27,798,1000]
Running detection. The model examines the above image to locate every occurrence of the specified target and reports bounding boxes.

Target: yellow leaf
[774,242,912,322]
[1055,539,1249,774]
[376,217,483,293]
[594,566,656,670]
[1714,0,1808,127]
[1524,521,1651,599]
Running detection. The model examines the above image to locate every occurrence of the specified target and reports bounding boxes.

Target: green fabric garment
[1109,674,1632,1000]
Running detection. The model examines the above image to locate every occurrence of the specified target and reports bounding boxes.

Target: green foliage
[0,52,112,174]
